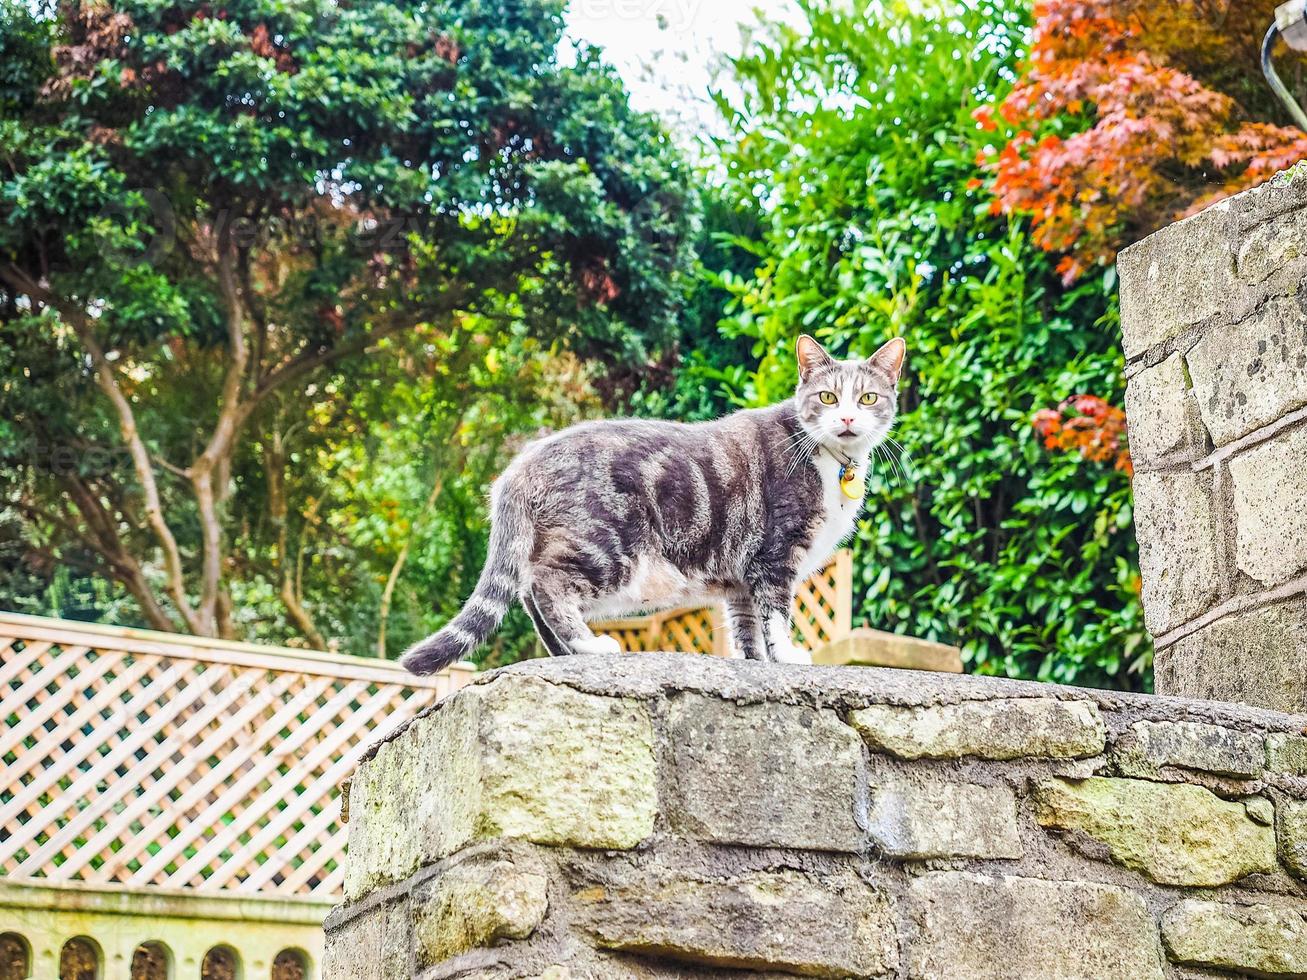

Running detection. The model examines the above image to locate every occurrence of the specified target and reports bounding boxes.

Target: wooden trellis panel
[592,550,853,656]
[0,612,474,899]
[792,549,853,651]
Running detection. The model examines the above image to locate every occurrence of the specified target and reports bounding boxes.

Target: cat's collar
[824,445,854,468]
[821,445,866,500]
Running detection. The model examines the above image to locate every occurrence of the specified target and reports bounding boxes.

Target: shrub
[708,0,1148,688]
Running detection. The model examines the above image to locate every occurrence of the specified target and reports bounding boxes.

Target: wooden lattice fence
[591,550,854,657]
[0,613,474,900]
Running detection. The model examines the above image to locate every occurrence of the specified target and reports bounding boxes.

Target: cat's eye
[818,391,837,405]
[859,392,879,406]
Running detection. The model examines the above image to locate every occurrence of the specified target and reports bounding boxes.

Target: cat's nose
[841,417,854,426]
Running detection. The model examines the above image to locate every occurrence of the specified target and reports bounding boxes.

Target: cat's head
[794,334,905,453]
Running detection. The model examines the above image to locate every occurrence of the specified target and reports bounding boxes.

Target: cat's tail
[399,483,529,675]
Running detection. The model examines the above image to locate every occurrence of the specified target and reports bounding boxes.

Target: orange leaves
[249,23,297,74]
[433,35,462,66]
[976,0,1307,279]
[576,257,621,307]
[1034,394,1133,477]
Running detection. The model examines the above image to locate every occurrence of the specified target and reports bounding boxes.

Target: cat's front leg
[756,587,810,665]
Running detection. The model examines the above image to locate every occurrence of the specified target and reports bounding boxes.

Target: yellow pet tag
[839,463,865,500]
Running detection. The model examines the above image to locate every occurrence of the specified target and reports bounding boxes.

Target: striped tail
[399,485,528,675]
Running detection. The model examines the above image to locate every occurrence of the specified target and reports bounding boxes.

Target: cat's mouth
[836,429,859,440]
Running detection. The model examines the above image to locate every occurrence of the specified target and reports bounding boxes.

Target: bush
[707,0,1149,689]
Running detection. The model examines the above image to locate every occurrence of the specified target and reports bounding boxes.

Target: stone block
[866,772,1021,860]
[814,627,963,673]
[412,855,549,967]
[1163,900,1307,976]
[1034,777,1276,886]
[323,897,411,980]
[850,697,1105,761]
[1115,720,1264,779]
[665,693,864,851]
[1245,796,1276,826]
[1187,296,1307,446]
[1228,423,1307,586]
[1282,800,1307,879]
[1156,599,1307,714]
[1124,353,1210,464]
[1118,200,1234,359]
[1131,469,1219,635]
[1235,201,1307,284]
[907,872,1164,979]
[344,676,656,899]
[1268,733,1307,774]
[575,869,897,978]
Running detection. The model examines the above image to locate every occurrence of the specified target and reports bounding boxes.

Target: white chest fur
[799,450,866,579]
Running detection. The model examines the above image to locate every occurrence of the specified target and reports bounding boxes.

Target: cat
[400,334,905,674]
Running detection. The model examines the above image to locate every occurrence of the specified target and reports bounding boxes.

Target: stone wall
[1118,171,1307,712]
[326,655,1307,979]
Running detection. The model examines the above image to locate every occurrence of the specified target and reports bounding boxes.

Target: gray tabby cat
[401,334,905,674]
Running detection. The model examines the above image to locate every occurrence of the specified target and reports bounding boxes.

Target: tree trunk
[265,433,327,650]
[1,262,461,643]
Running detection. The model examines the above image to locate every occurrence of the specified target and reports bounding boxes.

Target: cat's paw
[773,641,813,666]
[571,634,624,656]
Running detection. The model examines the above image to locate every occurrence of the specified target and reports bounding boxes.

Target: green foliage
[0,0,692,656]
[1,0,1151,685]
[630,185,761,422]
[709,0,1149,689]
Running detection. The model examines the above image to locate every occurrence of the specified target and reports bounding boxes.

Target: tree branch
[238,289,466,425]
[264,429,327,650]
[47,479,178,632]
[237,247,270,390]
[187,237,251,633]
[1,262,204,633]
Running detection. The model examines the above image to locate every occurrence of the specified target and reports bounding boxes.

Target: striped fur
[398,482,531,674]
[400,335,905,674]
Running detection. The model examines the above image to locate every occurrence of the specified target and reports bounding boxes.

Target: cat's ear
[796,334,834,381]
[868,337,906,385]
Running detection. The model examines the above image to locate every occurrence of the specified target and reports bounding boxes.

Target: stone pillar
[326,655,1307,979]
[1118,171,1307,713]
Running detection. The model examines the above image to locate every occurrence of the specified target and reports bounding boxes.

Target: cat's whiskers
[882,435,913,482]
[777,428,815,454]
[892,446,909,483]
[782,432,817,481]
[870,443,886,484]
[781,442,812,482]
[777,438,814,471]
[774,423,827,484]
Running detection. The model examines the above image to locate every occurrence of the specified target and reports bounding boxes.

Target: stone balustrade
[325,655,1307,978]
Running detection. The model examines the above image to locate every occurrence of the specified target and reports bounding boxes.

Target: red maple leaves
[977,0,1307,282]
[1033,394,1133,477]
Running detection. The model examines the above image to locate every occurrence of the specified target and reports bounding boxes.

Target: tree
[629,185,763,423]
[0,0,693,642]
[709,0,1147,688]
[978,0,1307,280]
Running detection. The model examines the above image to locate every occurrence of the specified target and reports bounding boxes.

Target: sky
[563,0,797,138]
